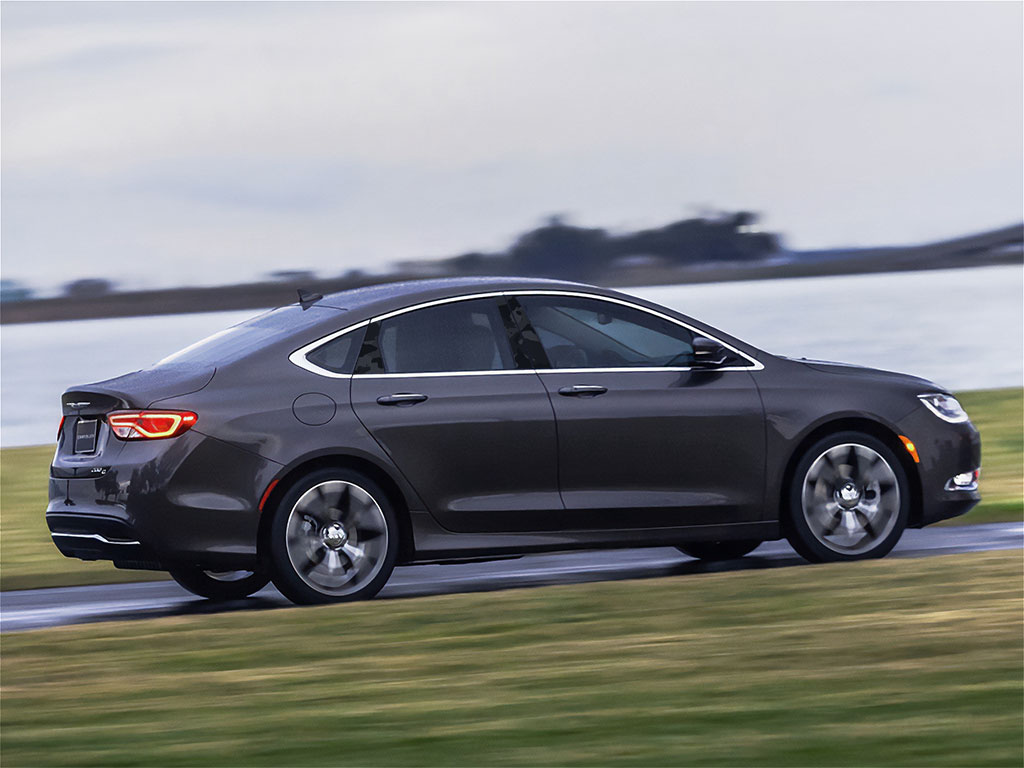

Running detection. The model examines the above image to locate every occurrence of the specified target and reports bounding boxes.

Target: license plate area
[74,419,99,454]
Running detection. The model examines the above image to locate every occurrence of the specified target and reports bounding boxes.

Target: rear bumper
[46,513,163,570]
[47,430,281,571]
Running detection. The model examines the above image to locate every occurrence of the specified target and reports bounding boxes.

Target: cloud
[1,1,1021,290]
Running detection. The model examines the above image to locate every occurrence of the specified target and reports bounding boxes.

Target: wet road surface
[2,522,1020,632]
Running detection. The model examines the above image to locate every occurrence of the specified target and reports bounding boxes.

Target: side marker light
[898,435,920,463]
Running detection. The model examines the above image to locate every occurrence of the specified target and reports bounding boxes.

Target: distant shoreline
[2,241,1021,326]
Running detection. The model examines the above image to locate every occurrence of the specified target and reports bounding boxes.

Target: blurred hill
[1,215,1020,324]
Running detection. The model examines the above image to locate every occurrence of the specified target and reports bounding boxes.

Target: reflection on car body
[47,278,981,604]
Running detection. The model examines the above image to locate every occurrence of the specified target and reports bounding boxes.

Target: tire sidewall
[786,431,910,563]
[677,539,762,561]
[168,566,269,600]
[268,467,399,605]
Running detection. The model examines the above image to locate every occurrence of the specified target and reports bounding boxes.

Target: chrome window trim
[356,370,541,379]
[288,289,764,379]
[507,290,764,372]
[370,291,508,323]
[288,320,370,379]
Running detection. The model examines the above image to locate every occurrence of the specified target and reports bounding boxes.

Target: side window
[304,326,365,374]
[375,298,516,374]
[516,296,696,369]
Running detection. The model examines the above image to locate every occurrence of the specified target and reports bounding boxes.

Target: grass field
[947,389,1024,523]
[0,444,168,591]
[1,388,1020,591]
[1,550,1021,766]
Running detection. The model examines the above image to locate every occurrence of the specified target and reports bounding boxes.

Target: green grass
[945,389,1024,524]
[1,550,1021,766]
[0,444,167,591]
[1,389,1020,591]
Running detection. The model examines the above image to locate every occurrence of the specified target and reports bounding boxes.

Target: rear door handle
[557,385,607,397]
[376,393,428,406]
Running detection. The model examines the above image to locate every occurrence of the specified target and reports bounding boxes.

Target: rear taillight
[107,410,198,440]
[57,416,65,441]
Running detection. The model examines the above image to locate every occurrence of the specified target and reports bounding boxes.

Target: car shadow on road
[71,551,814,630]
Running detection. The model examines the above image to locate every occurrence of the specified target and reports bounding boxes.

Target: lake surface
[2,265,1021,447]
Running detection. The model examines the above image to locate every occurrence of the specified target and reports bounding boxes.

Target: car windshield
[158,306,341,366]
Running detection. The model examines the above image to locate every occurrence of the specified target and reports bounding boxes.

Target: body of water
[2,265,1020,447]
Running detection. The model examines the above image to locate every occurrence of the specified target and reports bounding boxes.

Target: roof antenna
[297,288,323,310]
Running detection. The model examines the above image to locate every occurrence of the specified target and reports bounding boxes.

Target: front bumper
[895,406,982,527]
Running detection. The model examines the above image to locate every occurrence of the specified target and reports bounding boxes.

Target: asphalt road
[2,522,1021,633]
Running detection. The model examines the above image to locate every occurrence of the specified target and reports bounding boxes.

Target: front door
[514,293,766,528]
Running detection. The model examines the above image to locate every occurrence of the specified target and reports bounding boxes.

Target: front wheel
[268,468,399,605]
[677,539,762,561]
[169,566,269,601]
[786,432,909,563]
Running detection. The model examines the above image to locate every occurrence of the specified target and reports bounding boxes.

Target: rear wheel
[169,566,269,601]
[786,431,909,563]
[677,540,762,561]
[268,468,399,605]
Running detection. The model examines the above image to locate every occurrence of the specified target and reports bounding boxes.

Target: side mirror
[692,336,728,367]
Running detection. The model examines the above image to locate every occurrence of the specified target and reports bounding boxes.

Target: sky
[2,1,1022,293]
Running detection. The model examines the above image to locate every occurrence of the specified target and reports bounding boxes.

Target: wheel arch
[256,453,416,566]
[778,417,923,530]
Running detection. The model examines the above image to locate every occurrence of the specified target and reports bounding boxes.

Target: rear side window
[375,298,515,374]
[516,295,695,369]
[304,327,365,374]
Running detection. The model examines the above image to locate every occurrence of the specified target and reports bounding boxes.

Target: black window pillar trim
[498,296,551,371]
[355,321,384,375]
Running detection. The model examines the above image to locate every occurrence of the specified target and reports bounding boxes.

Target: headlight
[918,393,969,423]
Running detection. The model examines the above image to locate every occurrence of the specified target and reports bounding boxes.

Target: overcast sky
[2,1,1021,292]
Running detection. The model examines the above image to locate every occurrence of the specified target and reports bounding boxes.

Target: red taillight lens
[57,416,65,441]
[107,410,198,440]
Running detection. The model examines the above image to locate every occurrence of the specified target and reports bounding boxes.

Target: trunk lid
[56,364,214,464]
[61,363,215,415]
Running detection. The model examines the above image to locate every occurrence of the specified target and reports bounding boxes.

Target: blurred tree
[0,279,34,303]
[614,211,780,265]
[63,278,115,298]
[509,216,611,278]
[450,252,495,274]
[269,270,316,283]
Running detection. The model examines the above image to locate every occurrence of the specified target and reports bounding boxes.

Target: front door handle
[557,385,607,397]
[376,393,428,406]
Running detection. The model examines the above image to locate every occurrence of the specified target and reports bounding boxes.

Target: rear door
[513,293,766,528]
[350,296,562,532]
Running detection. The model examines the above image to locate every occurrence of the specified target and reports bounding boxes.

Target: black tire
[676,539,762,561]
[169,566,269,601]
[785,431,909,563]
[268,468,399,605]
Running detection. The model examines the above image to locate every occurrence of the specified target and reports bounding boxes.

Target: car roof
[249,274,765,365]
[311,276,608,315]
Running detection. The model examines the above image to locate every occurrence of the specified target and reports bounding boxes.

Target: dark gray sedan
[47,277,981,604]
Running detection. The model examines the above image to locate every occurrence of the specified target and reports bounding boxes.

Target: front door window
[514,296,696,369]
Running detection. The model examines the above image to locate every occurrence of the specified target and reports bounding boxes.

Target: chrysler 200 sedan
[48,277,981,604]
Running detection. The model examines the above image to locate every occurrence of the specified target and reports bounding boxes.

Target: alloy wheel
[800,443,901,555]
[284,480,390,597]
